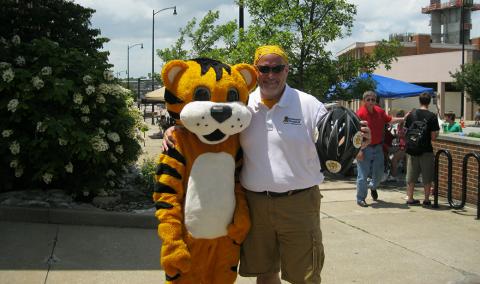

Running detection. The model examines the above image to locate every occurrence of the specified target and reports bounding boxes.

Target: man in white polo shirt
[237,45,326,284]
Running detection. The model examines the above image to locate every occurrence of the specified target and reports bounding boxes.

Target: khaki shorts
[406,152,435,184]
[239,186,324,284]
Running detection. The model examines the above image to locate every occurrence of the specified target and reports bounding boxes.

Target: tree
[157,0,399,100]
[451,62,480,105]
[0,0,143,193]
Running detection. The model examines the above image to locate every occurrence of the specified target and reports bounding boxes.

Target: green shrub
[139,157,157,193]
[0,1,146,193]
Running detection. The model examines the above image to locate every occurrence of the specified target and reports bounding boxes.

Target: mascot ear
[161,60,189,89]
[232,63,257,92]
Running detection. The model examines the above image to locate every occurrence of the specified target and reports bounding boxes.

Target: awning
[144,86,165,103]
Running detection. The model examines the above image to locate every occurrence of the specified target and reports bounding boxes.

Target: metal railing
[461,153,480,219]
[434,150,452,208]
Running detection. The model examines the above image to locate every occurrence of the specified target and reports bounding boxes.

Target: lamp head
[173,6,177,15]
[141,43,144,49]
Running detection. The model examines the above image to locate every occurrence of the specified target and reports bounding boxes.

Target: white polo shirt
[240,85,327,192]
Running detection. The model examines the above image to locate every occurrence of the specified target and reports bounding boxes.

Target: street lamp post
[115,70,127,78]
[127,43,143,90]
[152,6,177,91]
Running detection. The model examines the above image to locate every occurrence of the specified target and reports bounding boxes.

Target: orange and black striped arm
[153,144,191,277]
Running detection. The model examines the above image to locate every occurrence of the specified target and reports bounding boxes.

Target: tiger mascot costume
[154,58,256,283]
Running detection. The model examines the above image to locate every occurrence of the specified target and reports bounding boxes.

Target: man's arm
[161,126,185,152]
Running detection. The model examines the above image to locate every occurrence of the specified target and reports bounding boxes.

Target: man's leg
[370,145,384,201]
[257,273,281,284]
[356,148,372,206]
[405,154,420,204]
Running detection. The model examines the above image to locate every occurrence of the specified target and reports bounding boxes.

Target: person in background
[405,93,440,206]
[475,108,480,127]
[443,112,462,133]
[386,110,406,182]
[356,91,404,207]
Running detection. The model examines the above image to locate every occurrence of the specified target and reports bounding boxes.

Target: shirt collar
[251,84,292,110]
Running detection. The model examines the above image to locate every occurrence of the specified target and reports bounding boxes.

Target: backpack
[405,110,428,156]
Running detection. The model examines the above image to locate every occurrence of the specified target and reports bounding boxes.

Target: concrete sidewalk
[1,186,479,284]
[1,120,479,283]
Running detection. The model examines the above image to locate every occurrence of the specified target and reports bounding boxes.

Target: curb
[0,206,157,229]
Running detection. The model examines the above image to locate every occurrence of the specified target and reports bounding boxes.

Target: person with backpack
[404,92,440,206]
[355,91,405,207]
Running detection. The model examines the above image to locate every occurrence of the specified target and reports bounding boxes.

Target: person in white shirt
[234,45,326,284]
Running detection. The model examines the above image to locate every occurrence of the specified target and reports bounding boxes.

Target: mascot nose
[211,105,232,123]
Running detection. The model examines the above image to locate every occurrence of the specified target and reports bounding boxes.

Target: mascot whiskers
[154,58,256,283]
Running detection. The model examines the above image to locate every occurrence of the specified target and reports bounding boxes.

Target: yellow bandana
[254,45,288,65]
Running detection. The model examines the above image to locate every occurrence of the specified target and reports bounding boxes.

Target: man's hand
[161,126,184,152]
[360,120,371,149]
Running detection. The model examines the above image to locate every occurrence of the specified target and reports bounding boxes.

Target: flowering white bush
[0,4,144,194]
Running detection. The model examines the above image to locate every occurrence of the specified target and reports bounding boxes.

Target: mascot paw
[227,221,251,245]
[161,241,192,276]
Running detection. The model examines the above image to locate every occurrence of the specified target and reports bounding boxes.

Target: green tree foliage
[451,62,480,105]
[0,0,144,193]
[157,0,399,101]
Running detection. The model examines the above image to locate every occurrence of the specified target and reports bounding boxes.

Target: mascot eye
[194,87,211,101]
[226,88,239,102]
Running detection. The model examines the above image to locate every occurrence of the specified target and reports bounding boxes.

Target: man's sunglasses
[256,65,286,74]
[365,98,376,102]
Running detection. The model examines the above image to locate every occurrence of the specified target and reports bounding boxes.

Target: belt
[252,186,314,198]
[368,143,381,147]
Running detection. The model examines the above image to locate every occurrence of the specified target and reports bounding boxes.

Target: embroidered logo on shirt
[283,116,302,125]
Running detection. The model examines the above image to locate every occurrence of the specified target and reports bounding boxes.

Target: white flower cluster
[31,76,44,90]
[42,173,53,184]
[85,85,95,95]
[0,62,11,68]
[58,138,68,146]
[10,141,20,155]
[10,159,18,168]
[14,56,25,66]
[73,93,83,104]
[100,119,110,125]
[41,66,52,76]
[83,75,93,84]
[103,70,114,81]
[11,35,21,45]
[106,169,116,177]
[110,153,118,163]
[81,105,90,114]
[115,145,124,154]
[7,99,19,112]
[8,152,24,177]
[81,116,90,123]
[2,129,13,137]
[91,135,109,152]
[2,68,14,83]
[36,121,47,132]
[96,94,106,104]
[97,128,106,137]
[107,132,120,143]
[65,162,74,173]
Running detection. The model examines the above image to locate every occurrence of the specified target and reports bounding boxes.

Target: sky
[74,0,480,78]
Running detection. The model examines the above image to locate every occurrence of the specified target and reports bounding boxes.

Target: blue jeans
[356,144,384,202]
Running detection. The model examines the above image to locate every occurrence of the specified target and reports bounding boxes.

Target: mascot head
[161,58,257,144]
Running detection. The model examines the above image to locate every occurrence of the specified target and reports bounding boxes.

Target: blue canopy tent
[332,73,434,99]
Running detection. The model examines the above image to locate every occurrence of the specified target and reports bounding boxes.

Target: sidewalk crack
[43,225,60,284]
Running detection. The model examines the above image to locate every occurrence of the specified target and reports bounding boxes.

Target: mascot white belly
[184,152,235,239]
